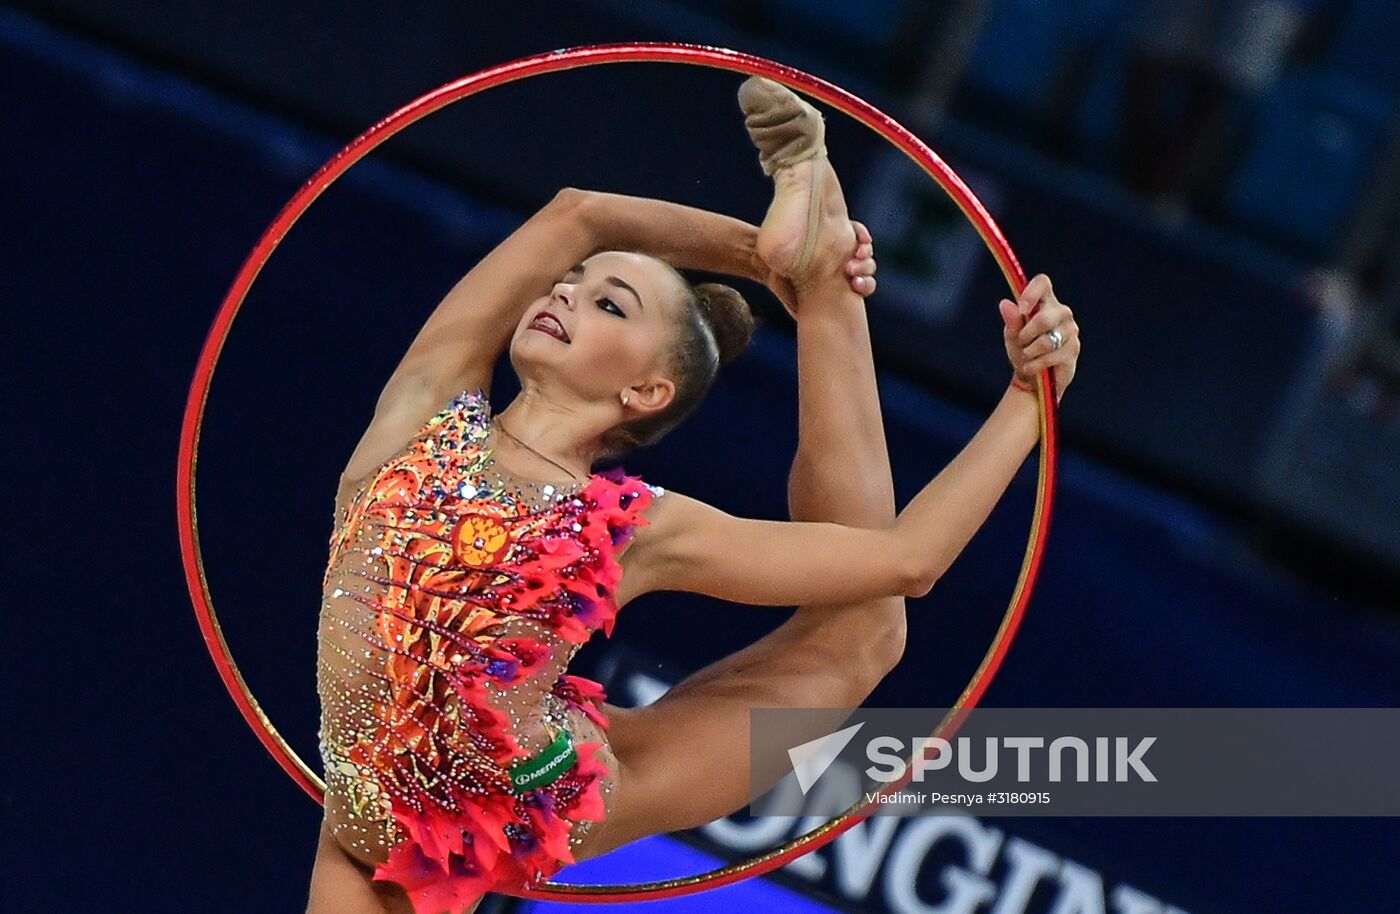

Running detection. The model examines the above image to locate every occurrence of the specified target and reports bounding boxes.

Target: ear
[623,375,676,417]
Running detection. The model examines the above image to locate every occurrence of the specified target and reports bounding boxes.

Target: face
[510,250,684,415]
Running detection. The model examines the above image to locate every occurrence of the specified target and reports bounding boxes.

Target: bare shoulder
[628,487,714,553]
[615,488,715,606]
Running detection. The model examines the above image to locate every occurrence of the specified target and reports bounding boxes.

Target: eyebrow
[567,262,645,311]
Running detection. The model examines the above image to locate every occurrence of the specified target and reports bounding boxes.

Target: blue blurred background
[7,1,1398,911]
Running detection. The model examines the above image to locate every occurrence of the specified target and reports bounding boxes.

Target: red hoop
[177,42,1058,902]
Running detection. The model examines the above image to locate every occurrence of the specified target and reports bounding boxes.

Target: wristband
[1010,378,1035,394]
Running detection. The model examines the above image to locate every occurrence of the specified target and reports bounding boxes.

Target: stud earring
[621,394,630,406]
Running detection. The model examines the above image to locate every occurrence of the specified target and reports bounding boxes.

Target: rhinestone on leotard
[316,387,660,907]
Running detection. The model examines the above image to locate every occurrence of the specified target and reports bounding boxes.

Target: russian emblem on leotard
[452,512,512,567]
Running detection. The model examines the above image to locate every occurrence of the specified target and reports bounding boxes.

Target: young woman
[306,77,1079,914]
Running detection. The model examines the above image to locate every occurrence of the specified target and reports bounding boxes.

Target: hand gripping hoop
[176,43,1059,903]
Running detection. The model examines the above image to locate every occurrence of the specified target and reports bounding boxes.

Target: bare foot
[739,78,856,288]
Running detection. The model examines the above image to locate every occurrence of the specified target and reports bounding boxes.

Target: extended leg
[574,83,901,859]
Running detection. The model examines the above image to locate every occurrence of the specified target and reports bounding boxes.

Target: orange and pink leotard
[316,387,662,911]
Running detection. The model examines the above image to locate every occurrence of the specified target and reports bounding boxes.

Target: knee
[813,605,906,682]
[869,614,907,675]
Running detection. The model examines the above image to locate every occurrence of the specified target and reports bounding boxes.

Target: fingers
[1005,274,1079,401]
[999,298,1026,333]
[1018,273,1053,314]
[851,265,876,296]
[1022,334,1055,360]
[844,219,875,290]
[844,222,876,296]
[1017,302,1075,346]
[1019,332,1081,377]
[1020,315,1077,359]
[845,254,876,277]
[852,275,877,295]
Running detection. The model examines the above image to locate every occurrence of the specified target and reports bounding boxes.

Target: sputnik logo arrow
[787,722,865,795]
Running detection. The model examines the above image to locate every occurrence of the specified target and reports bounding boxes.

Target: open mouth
[528,310,570,343]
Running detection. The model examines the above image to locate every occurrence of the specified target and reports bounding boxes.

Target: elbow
[892,529,941,598]
[547,186,601,244]
[904,571,938,599]
[548,186,595,218]
[901,557,941,599]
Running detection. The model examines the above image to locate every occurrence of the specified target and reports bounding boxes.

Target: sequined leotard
[317,387,663,911]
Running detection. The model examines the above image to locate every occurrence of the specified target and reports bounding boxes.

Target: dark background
[6,1,1398,912]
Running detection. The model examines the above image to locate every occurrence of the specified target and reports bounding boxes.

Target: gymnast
[306,77,1080,914]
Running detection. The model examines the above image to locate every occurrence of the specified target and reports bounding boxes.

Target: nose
[551,282,575,310]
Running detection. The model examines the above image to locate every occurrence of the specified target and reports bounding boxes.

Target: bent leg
[580,160,902,858]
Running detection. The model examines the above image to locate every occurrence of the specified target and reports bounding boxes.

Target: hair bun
[693,283,755,367]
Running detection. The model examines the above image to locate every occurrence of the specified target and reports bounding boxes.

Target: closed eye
[597,297,626,317]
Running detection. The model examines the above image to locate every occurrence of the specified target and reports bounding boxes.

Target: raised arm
[572,190,769,284]
[337,189,779,490]
[390,188,771,394]
[624,383,1044,608]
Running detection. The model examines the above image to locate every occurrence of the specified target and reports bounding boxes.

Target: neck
[494,381,610,480]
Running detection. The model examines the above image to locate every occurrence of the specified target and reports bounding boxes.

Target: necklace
[491,416,585,482]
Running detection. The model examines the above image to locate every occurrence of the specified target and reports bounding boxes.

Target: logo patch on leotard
[451,512,511,567]
[509,728,577,793]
